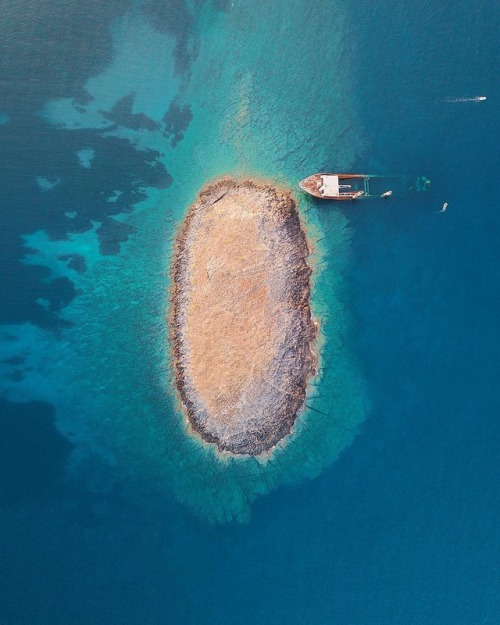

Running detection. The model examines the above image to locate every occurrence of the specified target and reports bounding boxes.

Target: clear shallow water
[1,0,499,623]
[1,0,367,523]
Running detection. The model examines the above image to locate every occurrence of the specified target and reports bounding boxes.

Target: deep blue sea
[1,1,499,623]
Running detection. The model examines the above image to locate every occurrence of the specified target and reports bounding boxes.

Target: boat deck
[299,174,365,200]
[299,173,431,200]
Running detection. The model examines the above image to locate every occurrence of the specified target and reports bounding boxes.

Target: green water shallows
[4,1,368,522]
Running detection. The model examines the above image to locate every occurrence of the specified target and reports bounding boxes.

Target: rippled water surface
[1,0,499,623]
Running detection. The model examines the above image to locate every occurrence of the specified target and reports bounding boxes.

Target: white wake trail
[443,96,487,103]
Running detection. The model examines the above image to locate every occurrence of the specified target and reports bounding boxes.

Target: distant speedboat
[444,96,487,103]
[299,173,366,200]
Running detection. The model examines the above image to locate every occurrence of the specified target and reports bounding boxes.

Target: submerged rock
[170,177,317,455]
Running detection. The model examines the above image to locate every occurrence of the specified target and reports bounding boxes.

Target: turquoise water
[1,0,499,622]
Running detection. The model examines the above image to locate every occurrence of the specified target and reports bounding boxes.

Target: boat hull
[299,173,365,200]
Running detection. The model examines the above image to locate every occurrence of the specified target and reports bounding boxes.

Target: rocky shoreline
[169,177,317,455]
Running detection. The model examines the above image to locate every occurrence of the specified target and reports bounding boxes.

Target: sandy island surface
[169,177,317,455]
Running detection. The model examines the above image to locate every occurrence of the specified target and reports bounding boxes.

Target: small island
[169,177,317,455]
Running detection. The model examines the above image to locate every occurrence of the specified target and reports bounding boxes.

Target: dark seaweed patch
[96,218,137,256]
[101,93,159,131]
[0,0,132,116]
[43,277,81,313]
[0,1,184,330]
[2,354,26,366]
[0,118,172,327]
[57,254,87,274]
[162,100,193,147]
